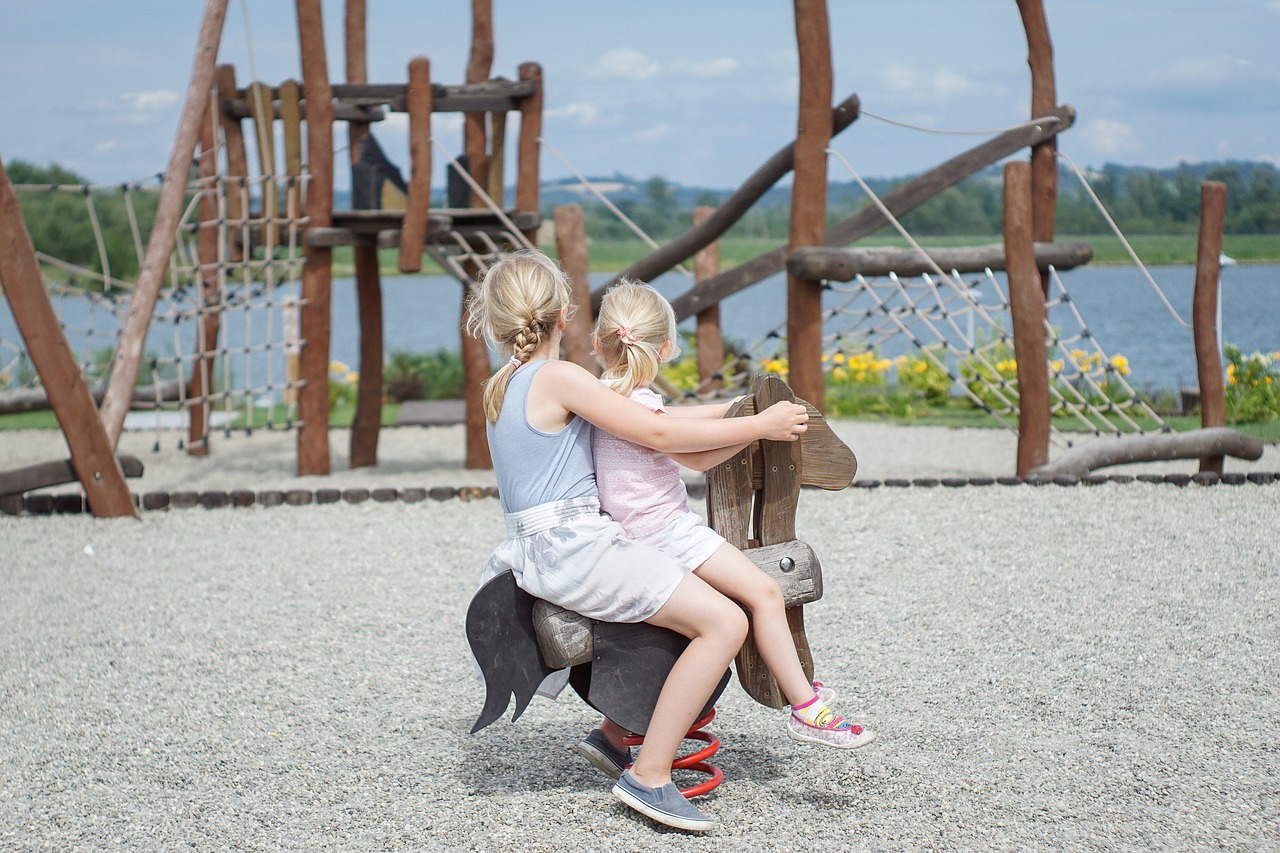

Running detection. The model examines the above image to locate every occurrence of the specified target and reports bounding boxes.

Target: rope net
[1,171,309,451]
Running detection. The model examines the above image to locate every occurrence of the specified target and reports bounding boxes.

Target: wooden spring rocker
[466,374,857,796]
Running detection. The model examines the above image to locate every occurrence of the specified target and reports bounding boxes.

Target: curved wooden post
[692,206,724,392]
[555,204,596,374]
[515,62,543,245]
[347,0,384,469]
[186,96,221,456]
[1004,162,1050,476]
[464,0,494,207]
[1017,0,1058,298]
[787,0,832,413]
[296,0,335,476]
[100,0,229,445]
[1193,180,1227,474]
[214,64,248,263]
[0,158,138,518]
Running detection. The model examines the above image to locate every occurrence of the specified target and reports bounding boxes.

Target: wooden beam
[1017,0,1059,298]
[593,93,859,309]
[515,62,543,244]
[295,0,336,476]
[786,240,1093,280]
[786,0,833,412]
[0,455,143,498]
[464,0,493,208]
[554,204,595,374]
[399,56,434,273]
[279,79,304,178]
[1031,427,1262,478]
[248,80,279,248]
[1004,162,1050,477]
[100,0,229,445]
[0,157,138,518]
[692,206,724,392]
[214,64,248,262]
[186,96,221,457]
[222,80,537,120]
[668,105,1076,323]
[1193,180,1228,474]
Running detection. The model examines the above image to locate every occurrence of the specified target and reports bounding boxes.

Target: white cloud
[121,90,179,112]
[546,102,601,127]
[670,57,740,79]
[633,123,672,143]
[585,48,662,81]
[1268,0,1280,14]
[878,64,973,100]
[1083,118,1140,157]
[1146,54,1249,86]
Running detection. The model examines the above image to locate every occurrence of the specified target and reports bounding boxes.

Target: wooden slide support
[100,0,229,447]
[295,0,336,476]
[591,93,859,310]
[708,374,858,708]
[1193,181,1228,475]
[1030,428,1263,478]
[0,157,138,518]
[786,241,1093,280]
[669,105,1076,323]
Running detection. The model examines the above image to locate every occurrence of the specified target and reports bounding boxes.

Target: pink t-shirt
[593,385,689,538]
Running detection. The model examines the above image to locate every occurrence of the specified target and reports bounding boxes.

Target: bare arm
[662,395,744,420]
[666,441,751,472]
[534,362,805,452]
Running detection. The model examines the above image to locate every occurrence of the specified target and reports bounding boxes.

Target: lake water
[3,262,1276,396]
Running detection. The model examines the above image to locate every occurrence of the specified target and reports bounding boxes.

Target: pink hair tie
[616,325,638,347]
[508,355,523,369]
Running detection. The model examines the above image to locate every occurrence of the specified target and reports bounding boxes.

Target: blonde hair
[595,279,681,398]
[465,250,575,423]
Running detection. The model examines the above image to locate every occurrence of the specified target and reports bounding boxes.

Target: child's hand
[758,401,808,441]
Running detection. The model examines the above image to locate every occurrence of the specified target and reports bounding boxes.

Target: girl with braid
[466,250,810,833]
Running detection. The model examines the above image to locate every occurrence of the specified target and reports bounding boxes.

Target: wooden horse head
[706,373,857,708]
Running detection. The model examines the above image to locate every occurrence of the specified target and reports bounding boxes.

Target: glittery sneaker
[786,704,877,749]
[576,728,631,779]
[612,769,717,832]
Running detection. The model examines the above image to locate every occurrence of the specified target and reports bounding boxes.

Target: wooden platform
[306,208,540,249]
[394,399,466,426]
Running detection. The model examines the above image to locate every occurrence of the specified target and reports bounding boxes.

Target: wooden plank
[0,455,143,498]
[668,105,1076,323]
[705,396,755,548]
[248,80,280,248]
[0,158,137,518]
[223,80,537,119]
[593,93,859,311]
[295,0,335,476]
[279,79,303,178]
[515,62,542,243]
[554,204,595,374]
[692,206,724,392]
[786,241,1094,280]
[487,111,507,205]
[100,0,230,446]
[1193,180,1228,474]
[1004,162,1050,476]
[399,56,433,273]
[214,64,248,262]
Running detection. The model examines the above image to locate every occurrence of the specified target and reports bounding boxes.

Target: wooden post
[186,97,221,456]
[692,206,724,392]
[279,80,304,179]
[1003,162,1050,476]
[214,64,248,263]
[399,56,434,273]
[786,0,833,412]
[464,0,493,208]
[462,262,493,470]
[1193,180,1228,474]
[100,0,229,445]
[1017,0,1058,298]
[555,204,596,374]
[0,158,138,518]
[515,62,543,245]
[296,0,336,476]
[248,80,279,249]
[488,111,507,206]
[347,0,384,469]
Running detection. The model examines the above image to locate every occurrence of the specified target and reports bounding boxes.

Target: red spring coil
[622,708,724,798]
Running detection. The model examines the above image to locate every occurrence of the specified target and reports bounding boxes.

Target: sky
[2,1,1278,193]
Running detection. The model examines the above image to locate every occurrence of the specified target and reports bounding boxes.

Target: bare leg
[626,572,747,789]
[599,717,629,751]
[693,543,815,706]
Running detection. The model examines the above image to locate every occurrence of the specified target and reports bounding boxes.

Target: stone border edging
[2,472,1276,516]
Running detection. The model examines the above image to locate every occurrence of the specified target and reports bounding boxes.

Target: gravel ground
[2,424,1278,850]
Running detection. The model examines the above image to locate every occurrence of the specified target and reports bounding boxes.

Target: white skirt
[479,496,691,624]
[628,508,726,572]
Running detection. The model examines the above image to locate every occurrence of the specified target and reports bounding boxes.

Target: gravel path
[2,424,1278,850]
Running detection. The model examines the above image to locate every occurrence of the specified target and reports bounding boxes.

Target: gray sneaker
[576,728,630,779]
[612,769,717,832]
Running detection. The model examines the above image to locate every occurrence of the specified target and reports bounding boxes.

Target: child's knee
[741,575,785,614]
